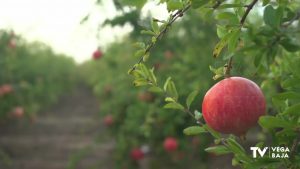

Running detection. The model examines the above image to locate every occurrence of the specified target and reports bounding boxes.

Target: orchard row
[0,30,76,123]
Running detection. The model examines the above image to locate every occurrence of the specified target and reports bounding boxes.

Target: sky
[0,0,168,63]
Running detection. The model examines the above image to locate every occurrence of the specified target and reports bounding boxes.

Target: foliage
[0,29,76,122]
[82,0,300,168]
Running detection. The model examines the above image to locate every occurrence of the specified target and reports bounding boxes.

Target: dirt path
[0,85,115,169]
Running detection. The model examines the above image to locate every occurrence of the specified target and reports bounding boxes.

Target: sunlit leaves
[183,126,207,135]
[119,0,147,8]
[259,116,294,130]
[167,0,184,11]
[186,90,198,109]
[263,5,283,28]
[213,29,240,58]
[205,145,231,155]
[191,0,210,9]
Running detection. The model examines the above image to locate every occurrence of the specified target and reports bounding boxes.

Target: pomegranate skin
[93,50,103,60]
[202,77,266,136]
[130,148,144,161]
[163,137,178,152]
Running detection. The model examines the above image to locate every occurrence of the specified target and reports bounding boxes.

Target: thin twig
[129,4,191,73]
[224,57,233,78]
[240,0,258,25]
[223,0,258,77]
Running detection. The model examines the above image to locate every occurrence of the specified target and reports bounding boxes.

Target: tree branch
[129,4,191,73]
[240,0,258,25]
[224,57,233,78]
[223,0,258,77]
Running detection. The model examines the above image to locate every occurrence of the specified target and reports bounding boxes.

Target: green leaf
[213,31,234,58]
[194,110,202,120]
[218,3,244,9]
[259,116,293,130]
[205,145,231,155]
[168,81,179,100]
[183,126,207,135]
[139,64,151,78]
[280,38,300,52]
[186,90,199,109]
[134,49,145,57]
[227,138,246,155]
[282,103,300,116]
[228,29,241,52]
[167,0,184,11]
[164,78,178,100]
[204,125,221,139]
[215,12,239,24]
[163,77,172,91]
[263,5,282,28]
[191,0,210,9]
[254,52,264,67]
[141,30,156,36]
[133,79,148,86]
[148,69,157,85]
[165,97,176,102]
[163,102,184,110]
[151,20,160,34]
[273,92,300,100]
[216,25,227,38]
[133,42,145,49]
[148,86,163,93]
[120,0,147,8]
[262,0,270,6]
[209,65,224,80]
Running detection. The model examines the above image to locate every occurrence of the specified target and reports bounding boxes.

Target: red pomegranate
[0,84,13,95]
[92,49,103,60]
[202,77,266,136]
[130,148,144,161]
[103,115,114,126]
[163,137,178,152]
[11,106,24,119]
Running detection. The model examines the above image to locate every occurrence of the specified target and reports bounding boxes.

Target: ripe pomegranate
[202,77,266,136]
[163,137,178,152]
[130,148,144,161]
[103,115,114,126]
[92,49,103,60]
[11,107,24,119]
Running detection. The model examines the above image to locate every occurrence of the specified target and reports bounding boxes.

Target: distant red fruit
[92,49,103,60]
[202,77,266,136]
[130,148,144,161]
[11,107,24,119]
[137,92,154,102]
[164,50,173,60]
[103,115,114,126]
[0,84,13,96]
[163,137,178,152]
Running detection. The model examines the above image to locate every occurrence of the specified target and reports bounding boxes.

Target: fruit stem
[224,57,233,78]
